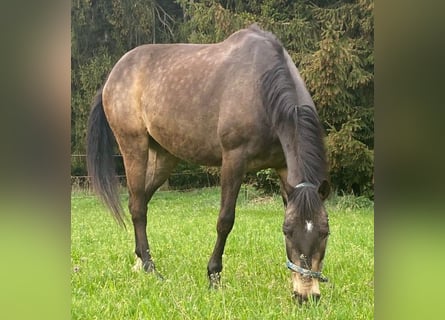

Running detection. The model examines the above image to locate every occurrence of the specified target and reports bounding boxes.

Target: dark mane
[260,35,328,220]
[295,105,328,185]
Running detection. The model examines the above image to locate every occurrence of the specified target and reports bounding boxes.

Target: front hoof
[208,272,221,289]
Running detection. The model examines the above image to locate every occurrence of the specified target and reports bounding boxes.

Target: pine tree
[299,0,374,196]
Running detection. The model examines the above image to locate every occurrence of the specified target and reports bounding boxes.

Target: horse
[86,24,331,303]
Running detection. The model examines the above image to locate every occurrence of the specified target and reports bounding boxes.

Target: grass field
[71,187,374,319]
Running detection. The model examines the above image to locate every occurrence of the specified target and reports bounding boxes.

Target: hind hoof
[133,257,163,279]
[132,256,144,272]
[143,260,156,273]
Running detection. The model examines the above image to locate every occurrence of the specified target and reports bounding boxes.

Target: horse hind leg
[145,142,179,199]
[131,142,179,275]
[113,131,156,274]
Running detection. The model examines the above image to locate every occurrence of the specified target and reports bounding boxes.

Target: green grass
[71,187,373,319]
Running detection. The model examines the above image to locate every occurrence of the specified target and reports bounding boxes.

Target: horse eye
[282,225,293,237]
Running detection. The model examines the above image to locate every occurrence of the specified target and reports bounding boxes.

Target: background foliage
[71,0,374,197]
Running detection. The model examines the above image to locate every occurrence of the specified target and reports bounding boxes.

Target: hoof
[143,260,156,273]
[132,256,144,272]
[143,261,164,281]
[208,272,221,289]
[133,256,164,280]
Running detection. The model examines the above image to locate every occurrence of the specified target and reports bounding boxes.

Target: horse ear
[318,180,330,200]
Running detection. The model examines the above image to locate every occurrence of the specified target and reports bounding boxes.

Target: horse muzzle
[291,271,321,304]
[293,291,321,304]
[286,259,327,304]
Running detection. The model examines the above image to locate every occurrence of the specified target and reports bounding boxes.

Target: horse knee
[217,214,234,234]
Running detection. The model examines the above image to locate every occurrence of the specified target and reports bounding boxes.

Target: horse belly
[146,115,223,166]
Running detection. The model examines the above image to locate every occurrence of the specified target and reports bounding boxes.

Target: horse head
[283,180,330,303]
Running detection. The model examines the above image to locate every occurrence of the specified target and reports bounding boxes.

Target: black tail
[86,88,125,226]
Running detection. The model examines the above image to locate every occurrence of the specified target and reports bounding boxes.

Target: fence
[71,154,281,194]
[71,154,221,191]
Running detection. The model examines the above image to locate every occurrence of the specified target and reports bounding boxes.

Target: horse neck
[259,45,326,187]
[276,118,302,187]
[276,105,327,188]
[283,50,314,107]
[280,50,324,187]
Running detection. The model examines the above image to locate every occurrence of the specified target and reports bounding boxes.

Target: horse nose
[293,292,321,304]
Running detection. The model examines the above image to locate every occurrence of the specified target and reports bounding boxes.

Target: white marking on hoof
[305,220,313,232]
[132,256,143,272]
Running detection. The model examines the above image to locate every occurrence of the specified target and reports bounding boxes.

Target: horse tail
[86,88,126,226]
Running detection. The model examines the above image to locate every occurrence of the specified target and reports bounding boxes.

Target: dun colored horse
[87,24,330,303]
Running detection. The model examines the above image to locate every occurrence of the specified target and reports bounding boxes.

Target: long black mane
[259,32,329,220]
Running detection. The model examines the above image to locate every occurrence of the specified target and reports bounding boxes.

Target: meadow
[71,187,373,319]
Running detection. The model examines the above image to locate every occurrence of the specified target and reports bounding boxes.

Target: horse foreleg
[276,168,291,208]
[207,150,245,288]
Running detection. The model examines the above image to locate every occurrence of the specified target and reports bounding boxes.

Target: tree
[71,0,180,155]
[71,0,180,178]
[299,0,374,196]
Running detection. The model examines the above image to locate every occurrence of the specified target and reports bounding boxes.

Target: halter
[286,260,329,282]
